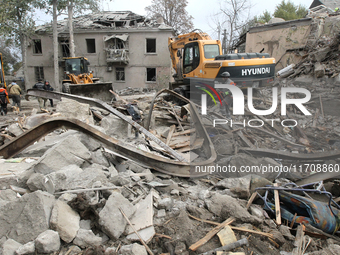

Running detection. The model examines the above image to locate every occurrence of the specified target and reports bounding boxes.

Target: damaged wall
[245,18,312,70]
[26,11,175,91]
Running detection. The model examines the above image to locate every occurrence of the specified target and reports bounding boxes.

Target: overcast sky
[36,0,314,39]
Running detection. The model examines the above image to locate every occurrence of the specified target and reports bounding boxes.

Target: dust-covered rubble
[1,88,340,255]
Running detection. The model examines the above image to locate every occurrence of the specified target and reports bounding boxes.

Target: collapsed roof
[35,11,172,33]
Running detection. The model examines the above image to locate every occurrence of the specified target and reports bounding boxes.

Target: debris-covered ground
[1,72,340,255]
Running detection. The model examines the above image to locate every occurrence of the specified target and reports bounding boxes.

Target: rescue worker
[43,80,54,107]
[32,79,47,111]
[216,72,236,118]
[8,81,22,111]
[0,83,9,115]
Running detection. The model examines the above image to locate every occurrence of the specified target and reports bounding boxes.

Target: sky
[35,0,314,39]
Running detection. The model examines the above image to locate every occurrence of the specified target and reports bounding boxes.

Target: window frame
[33,39,43,55]
[146,38,156,54]
[146,67,156,83]
[86,38,96,54]
[115,67,125,82]
[34,66,44,81]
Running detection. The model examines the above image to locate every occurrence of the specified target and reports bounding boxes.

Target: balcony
[106,48,129,64]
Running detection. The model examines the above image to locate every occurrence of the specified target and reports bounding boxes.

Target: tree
[273,0,308,21]
[217,0,252,53]
[258,10,272,24]
[0,0,47,88]
[145,0,194,34]
[46,0,102,90]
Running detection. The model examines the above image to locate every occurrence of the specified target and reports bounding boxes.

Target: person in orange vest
[0,83,9,115]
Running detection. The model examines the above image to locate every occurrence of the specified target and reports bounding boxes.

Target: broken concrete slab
[0,189,17,201]
[15,241,35,255]
[50,199,80,243]
[73,229,102,248]
[18,130,79,157]
[26,173,47,192]
[7,123,24,137]
[205,193,261,224]
[33,135,91,175]
[0,159,36,189]
[47,164,83,191]
[56,98,94,125]
[119,243,147,255]
[101,113,129,139]
[126,193,153,234]
[215,176,251,199]
[126,226,155,243]
[35,230,61,254]
[67,163,110,189]
[75,132,102,152]
[0,191,55,244]
[315,62,325,78]
[91,149,110,167]
[158,197,173,211]
[99,192,136,239]
[2,239,22,255]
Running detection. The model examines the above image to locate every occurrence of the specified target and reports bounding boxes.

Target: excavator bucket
[63,82,113,102]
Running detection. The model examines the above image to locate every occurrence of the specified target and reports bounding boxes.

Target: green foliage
[273,0,308,21]
[258,10,272,23]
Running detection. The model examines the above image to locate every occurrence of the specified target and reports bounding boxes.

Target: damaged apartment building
[26,11,175,90]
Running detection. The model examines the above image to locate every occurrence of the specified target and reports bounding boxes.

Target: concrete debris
[2,239,22,255]
[34,230,61,254]
[50,199,80,243]
[33,134,91,175]
[119,243,147,255]
[99,192,136,239]
[73,229,102,248]
[56,98,94,125]
[2,75,340,255]
[0,191,55,244]
[15,241,35,255]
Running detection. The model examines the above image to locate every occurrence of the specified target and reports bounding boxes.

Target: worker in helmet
[215,71,236,118]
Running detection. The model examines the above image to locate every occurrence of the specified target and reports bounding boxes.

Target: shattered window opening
[60,39,70,58]
[146,38,156,53]
[34,66,44,81]
[33,39,42,54]
[86,39,96,53]
[146,68,156,82]
[116,67,125,81]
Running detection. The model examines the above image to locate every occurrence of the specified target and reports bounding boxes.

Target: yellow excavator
[62,57,113,101]
[168,30,276,96]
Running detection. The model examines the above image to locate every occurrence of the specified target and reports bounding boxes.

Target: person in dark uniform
[216,72,236,118]
[32,79,47,111]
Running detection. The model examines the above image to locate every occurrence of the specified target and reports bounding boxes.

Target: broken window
[146,68,156,82]
[33,39,42,54]
[86,39,96,53]
[146,38,156,53]
[34,66,44,81]
[61,39,70,57]
[116,67,125,81]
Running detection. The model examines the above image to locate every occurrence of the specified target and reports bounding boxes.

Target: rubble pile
[0,88,340,255]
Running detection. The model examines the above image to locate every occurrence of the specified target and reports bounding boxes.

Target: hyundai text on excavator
[61,57,113,101]
[168,30,276,97]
